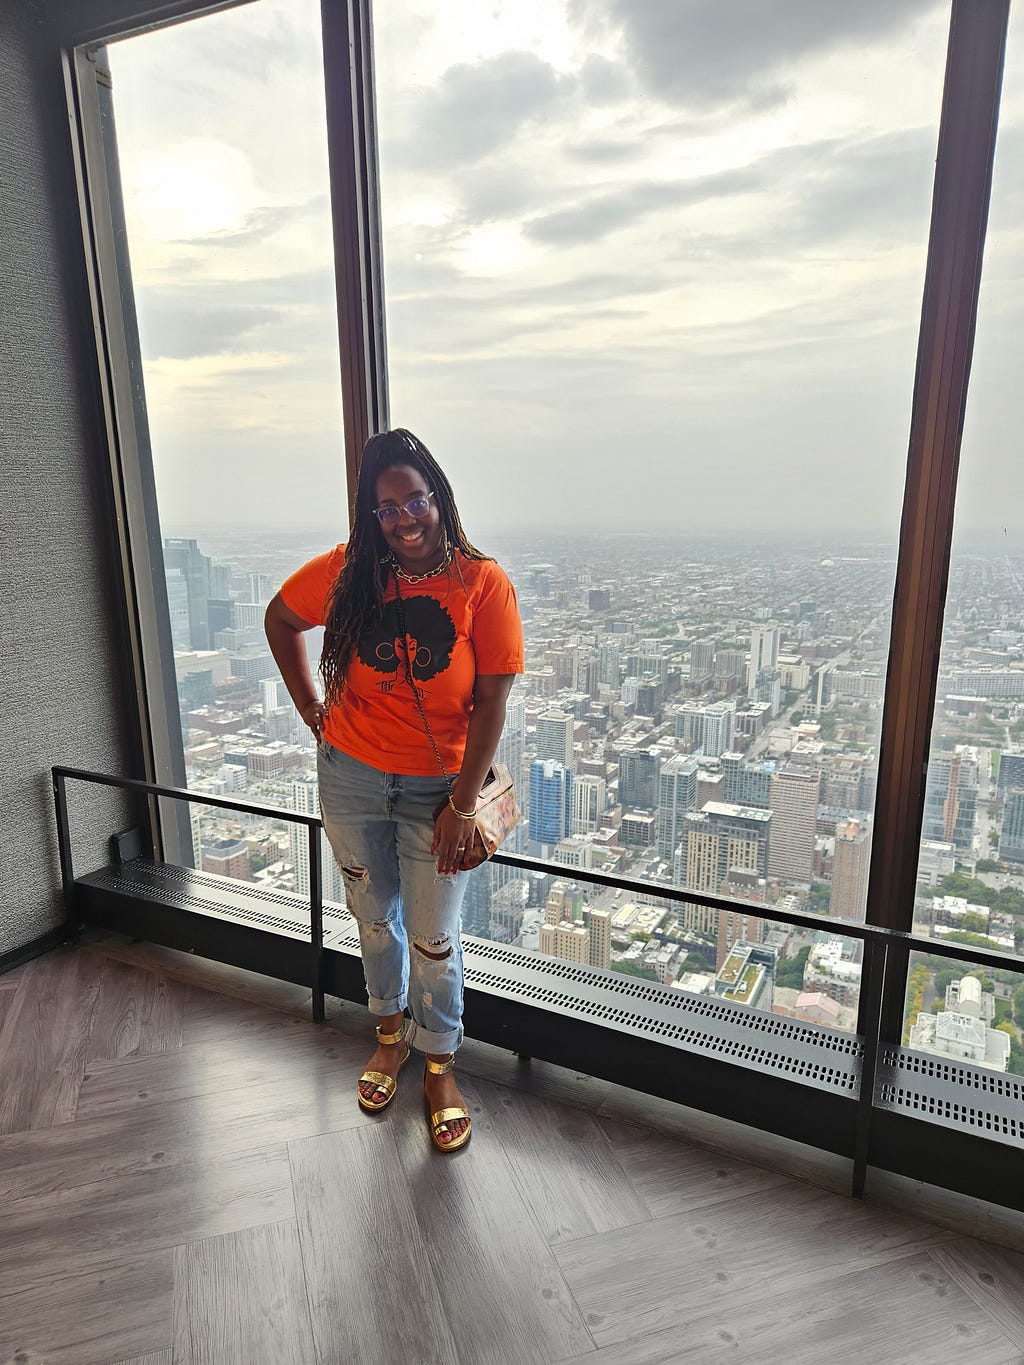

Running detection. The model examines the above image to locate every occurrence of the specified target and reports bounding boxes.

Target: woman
[264,429,523,1151]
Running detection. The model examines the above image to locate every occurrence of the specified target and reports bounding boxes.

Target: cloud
[523,128,936,250]
[523,161,782,245]
[572,0,942,111]
[393,50,574,166]
[135,297,282,359]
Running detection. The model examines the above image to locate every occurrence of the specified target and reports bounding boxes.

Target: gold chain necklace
[392,549,451,584]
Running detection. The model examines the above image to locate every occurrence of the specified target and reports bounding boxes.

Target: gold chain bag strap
[392,572,520,870]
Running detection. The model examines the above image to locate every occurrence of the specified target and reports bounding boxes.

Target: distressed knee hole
[340,863,369,888]
[414,937,452,961]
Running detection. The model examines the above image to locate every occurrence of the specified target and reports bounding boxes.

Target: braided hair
[320,428,488,708]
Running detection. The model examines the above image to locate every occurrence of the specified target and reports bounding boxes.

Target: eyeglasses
[372,492,435,526]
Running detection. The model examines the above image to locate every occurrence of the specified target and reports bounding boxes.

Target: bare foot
[424,1059,470,1145]
[358,1017,408,1106]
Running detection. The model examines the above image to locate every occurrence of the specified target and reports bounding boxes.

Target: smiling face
[374,463,445,574]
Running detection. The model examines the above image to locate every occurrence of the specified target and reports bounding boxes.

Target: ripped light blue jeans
[317,743,470,1054]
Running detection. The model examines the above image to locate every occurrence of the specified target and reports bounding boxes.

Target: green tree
[933,967,959,999]
[1012,982,1024,1026]
[942,930,1005,952]
[961,911,990,933]
[809,882,831,914]
[777,945,811,990]
[976,858,1001,873]
[612,960,658,982]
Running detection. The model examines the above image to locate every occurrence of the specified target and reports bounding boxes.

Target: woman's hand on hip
[300,699,328,742]
[432,803,476,874]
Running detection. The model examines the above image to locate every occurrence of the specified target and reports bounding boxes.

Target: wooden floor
[2,938,1024,1365]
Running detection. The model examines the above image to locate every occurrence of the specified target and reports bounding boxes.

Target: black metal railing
[51,765,1024,1203]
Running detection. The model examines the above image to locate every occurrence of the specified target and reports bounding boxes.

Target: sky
[106,0,1024,541]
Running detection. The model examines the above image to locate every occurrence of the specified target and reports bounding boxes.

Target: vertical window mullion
[866,0,1009,1040]
[320,0,389,522]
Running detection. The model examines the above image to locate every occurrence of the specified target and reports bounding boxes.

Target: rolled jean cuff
[408,1021,464,1055]
[368,993,407,1017]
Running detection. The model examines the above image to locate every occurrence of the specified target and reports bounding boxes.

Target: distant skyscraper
[572,774,606,834]
[675,701,735,757]
[494,696,526,854]
[597,642,621,687]
[166,569,190,651]
[658,754,699,860]
[588,588,611,612]
[922,746,978,854]
[619,747,661,810]
[768,767,821,882]
[678,802,771,894]
[529,760,573,851]
[690,639,716,682]
[831,819,871,918]
[999,791,1024,864]
[536,709,574,769]
[164,537,212,649]
[747,625,780,697]
[722,753,776,808]
[290,777,345,905]
[996,750,1024,812]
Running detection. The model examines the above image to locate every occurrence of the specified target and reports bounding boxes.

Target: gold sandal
[357,1020,411,1113]
[424,1053,472,1152]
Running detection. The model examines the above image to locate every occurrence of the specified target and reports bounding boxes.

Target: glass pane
[906,7,1024,1075]
[374,0,950,1028]
[102,1,344,902]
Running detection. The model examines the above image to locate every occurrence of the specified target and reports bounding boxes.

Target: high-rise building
[722,753,776,808]
[922,745,978,854]
[618,746,661,810]
[597,642,621,686]
[747,625,780,697]
[536,709,574,769]
[768,766,821,883]
[163,537,212,649]
[831,818,872,918]
[715,648,746,682]
[999,790,1024,864]
[675,701,735,757]
[290,777,345,905]
[657,754,699,860]
[996,750,1024,813]
[585,905,611,970]
[677,802,771,894]
[166,569,190,651]
[529,759,573,851]
[588,588,611,612]
[810,664,833,716]
[571,774,606,834]
[690,638,716,682]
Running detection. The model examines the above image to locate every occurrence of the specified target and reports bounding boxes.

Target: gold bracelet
[448,795,476,819]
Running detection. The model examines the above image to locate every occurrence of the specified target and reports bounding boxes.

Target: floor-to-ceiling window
[100,0,348,903]
[903,6,1024,1078]
[372,0,950,1024]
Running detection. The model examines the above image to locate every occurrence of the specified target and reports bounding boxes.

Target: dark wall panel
[0,6,139,955]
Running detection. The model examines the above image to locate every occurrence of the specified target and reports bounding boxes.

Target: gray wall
[0,4,140,956]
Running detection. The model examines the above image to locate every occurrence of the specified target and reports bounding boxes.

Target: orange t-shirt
[280,547,524,776]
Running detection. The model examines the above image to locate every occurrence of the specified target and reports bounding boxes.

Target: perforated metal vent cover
[79,858,863,1096]
[85,862,349,941]
[875,1045,1024,1148]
